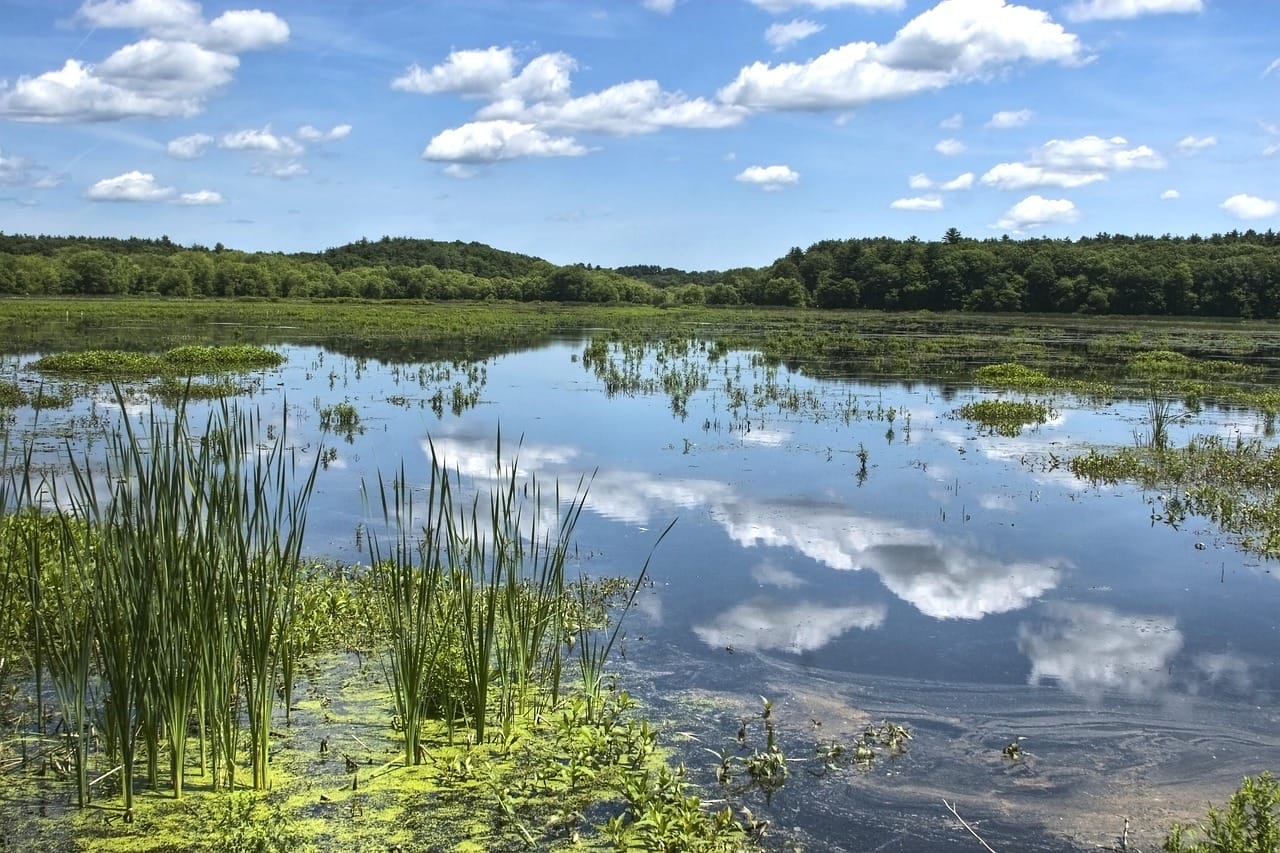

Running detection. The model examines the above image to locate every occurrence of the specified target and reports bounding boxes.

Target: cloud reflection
[420,433,1061,622]
[693,599,886,654]
[1018,602,1183,699]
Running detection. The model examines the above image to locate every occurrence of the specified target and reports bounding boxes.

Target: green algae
[30,345,283,379]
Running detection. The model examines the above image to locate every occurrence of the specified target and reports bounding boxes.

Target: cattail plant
[365,460,449,766]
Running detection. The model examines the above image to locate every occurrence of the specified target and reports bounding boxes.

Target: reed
[365,460,450,766]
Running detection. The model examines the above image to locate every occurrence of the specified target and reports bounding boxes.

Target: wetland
[1,299,1279,851]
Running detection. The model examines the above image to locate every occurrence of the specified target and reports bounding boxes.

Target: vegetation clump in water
[31,344,283,378]
[956,398,1056,436]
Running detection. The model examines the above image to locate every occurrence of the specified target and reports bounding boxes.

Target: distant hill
[310,237,554,279]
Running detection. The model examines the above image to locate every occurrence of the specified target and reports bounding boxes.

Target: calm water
[4,338,1279,851]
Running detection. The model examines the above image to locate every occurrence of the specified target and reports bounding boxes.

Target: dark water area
[3,336,1278,851]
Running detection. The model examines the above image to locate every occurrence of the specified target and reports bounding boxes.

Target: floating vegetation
[0,381,25,408]
[956,398,1056,437]
[318,401,362,441]
[1071,434,1280,557]
[1128,349,1260,381]
[150,376,248,401]
[31,344,284,378]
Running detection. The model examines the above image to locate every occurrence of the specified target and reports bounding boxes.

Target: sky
[0,0,1277,270]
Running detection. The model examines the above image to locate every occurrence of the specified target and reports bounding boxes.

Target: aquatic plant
[956,398,1056,437]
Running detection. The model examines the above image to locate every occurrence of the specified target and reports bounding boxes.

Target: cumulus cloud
[908,172,972,191]
[643,0,677,12]
[84,170,175,201]
[296,123,352,143]
[166,132,213,159]
[0,1,287,122]
[176,189,223,205]
[935,138,965,156]
[1065,0,1202,22]
[219,127,304,156]
[392,47,518,96]
[396,47,744,163]
[766,19,824,51]
[1160,188,1180,200]
[982,134,1164,189]
[891,195,943,210]
[1220,194,1278,220]
[735,164,800,190]
[940,112,963,129]
[987,108,1033,128]
[995,194,1080,232]
[478,79,745,135]
[1176,134,1216,153]
[720,0,1082,111]
[423,120,588,164]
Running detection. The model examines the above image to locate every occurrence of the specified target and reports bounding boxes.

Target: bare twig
[943,799,1000,853]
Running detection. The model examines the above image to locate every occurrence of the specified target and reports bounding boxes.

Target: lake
[3,326,1278,851]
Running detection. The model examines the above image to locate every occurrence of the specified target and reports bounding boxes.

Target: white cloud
[891,195,943,210]
[166,132,213,159]
[219,127,304,156]
[398,48,744,162]
[643,0,677,12]
[995,194,1080,231]
[84,170,176,202]
[940,171,974,190]
[1176,134,1216,153]
[1160,188,1180,200]
[479,79,745,135]
[719,0,1082,111]
[76,0,202,34]
[176,189,223,205]
[940,112,963,129]
[982,134,1164,189]
[201,9,289,52]
[747,0,904,10]
[391,47,517,96]
[1220,194,1278,220]
[1266,57,1280,77]
[908,172,933,189]
[981,161,1106,189]
[987,108,1033,128]
[0,149,34,185]
[296,123,353,143]
[1265,143,1280,157]
[251,161,308,178]
[935,138,965,156]
[423,120,588,163]
[765,19,824,52]
[735,164,800,190]
[0,2,286,122]
[1065,0,1202,22]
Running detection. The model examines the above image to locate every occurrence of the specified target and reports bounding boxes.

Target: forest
[1,228,1279,318]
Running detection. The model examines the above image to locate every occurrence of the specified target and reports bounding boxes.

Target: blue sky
[0,0,1277,270]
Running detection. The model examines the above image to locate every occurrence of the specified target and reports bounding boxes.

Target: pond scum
[0,395,762,852]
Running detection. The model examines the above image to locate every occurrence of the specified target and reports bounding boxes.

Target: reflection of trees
[1017,602,1183,699]
[693,599,886,654]
[420,435,1061,623]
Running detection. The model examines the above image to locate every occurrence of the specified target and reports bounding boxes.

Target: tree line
[1,229,1278,318]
